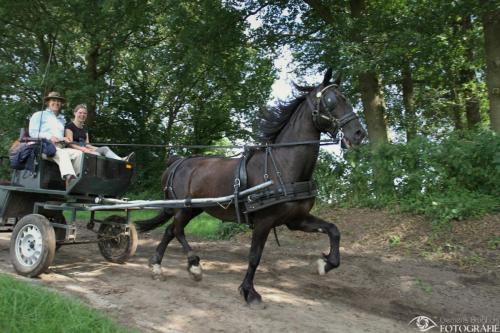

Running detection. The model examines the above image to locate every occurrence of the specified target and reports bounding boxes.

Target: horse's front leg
[286,214,340,275]
[239,223,271,305]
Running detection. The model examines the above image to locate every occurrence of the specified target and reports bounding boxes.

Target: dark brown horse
[136,69,366,305]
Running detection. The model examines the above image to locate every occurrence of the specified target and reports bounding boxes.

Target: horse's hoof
[316,258,327,275]
[249,300,267,310]
[188,264,203,281]
[247,294,264,308]
[240,286,263,306]
[151,264,165,281]
[152,273,166,281]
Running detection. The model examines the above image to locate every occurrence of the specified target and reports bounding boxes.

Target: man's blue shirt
[29,109,66,140]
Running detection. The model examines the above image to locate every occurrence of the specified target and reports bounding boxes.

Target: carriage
[0,147,138,277]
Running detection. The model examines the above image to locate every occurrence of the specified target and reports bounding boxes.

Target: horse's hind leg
[286,214,340,275]
[150,223,175,280]
[173,208,203,281]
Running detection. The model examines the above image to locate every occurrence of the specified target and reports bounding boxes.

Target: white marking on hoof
[249,301,267,310]
[151,264,164,280]
[189,264,203,281]
[316,259,327,276]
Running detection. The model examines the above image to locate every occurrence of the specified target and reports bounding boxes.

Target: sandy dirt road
[1,209,498,333]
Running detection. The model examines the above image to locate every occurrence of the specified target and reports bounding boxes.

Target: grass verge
[0,274,136,333]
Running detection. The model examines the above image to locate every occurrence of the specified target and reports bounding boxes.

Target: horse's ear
[323,68,333,85]
[334,72,342,86]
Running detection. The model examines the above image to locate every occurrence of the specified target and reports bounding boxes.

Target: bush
[314,129,500,225]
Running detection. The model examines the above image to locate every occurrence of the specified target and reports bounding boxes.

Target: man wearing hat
[29,91,83,187]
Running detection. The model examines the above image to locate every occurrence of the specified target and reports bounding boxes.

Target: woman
[65,104,134,161]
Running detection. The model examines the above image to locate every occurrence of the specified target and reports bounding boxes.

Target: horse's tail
[136,155,184,233]
[135,208,174,233]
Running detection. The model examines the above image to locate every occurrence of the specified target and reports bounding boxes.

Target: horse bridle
[308,84,359,138]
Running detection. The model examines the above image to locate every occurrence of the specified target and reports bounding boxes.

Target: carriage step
[52,222,77,241]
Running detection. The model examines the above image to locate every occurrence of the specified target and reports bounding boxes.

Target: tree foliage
[1,0,499,212]
[0,0,275,190]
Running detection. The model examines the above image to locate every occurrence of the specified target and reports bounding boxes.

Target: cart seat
[10,152,133,198]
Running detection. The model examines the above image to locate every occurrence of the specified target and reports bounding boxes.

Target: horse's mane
[258,85,314,143]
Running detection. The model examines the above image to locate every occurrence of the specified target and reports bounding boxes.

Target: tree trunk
[85,45,99,127]
[460,64,481,129]
[350,0,389,147]
[482,4,500,133]
[358,72,389,147]
[349,0,365,17]
[451,102,465,131]
[460,15,481,129]
[464,86,481,129]
[402,64,416,141]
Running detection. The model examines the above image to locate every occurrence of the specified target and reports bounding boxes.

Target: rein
[91,139,340,150]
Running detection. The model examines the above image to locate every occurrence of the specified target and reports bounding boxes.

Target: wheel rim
[15,224,43,267]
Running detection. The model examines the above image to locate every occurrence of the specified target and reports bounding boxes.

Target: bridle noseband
[308,84,359,138]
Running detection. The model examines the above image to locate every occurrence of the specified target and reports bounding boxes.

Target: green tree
[481,0,500,133]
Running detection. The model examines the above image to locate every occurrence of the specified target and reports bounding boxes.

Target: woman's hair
[73,104,87,114]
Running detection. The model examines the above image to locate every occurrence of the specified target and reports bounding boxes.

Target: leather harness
[232,146,317,227]
[164,150,317,227]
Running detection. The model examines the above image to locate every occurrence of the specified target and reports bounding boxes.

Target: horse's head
[308,69,366,148]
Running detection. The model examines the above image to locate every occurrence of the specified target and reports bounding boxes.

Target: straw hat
[44,91,66,102]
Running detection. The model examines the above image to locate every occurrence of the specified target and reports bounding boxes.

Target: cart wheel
[10,214,56,277]
[97,215,138,264]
